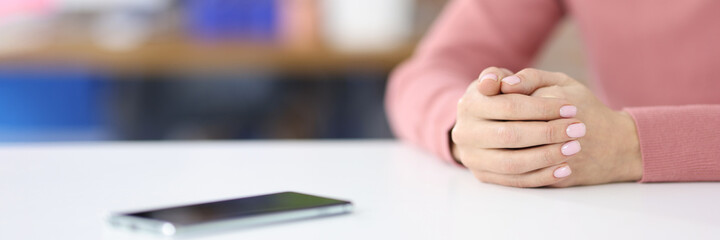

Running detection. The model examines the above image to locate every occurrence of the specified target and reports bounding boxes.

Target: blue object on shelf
[0,65,111,142]
[185,0,279,42]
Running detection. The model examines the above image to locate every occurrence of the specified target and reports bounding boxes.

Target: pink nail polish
[566,123,586,138]
[559,105,577,118]
[553,166,572,178]
[501,75,521,85]
[561,140,581,156]
[480,73,498,82]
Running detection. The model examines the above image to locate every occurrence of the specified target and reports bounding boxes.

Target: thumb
[476,67,513,96]
[500,68,572,95]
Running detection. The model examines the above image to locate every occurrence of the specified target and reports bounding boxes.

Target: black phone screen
[127,192,350,226]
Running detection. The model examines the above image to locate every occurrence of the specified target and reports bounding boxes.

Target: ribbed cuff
[429,88,466,166]
[625,105,720,182]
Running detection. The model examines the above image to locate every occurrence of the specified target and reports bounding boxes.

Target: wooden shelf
[0,39,416,74]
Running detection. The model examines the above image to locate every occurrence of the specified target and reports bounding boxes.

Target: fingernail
[480,73,498,83]
[559,105,577,117]
[501,75,521,85]
[561,140,581,156]
[566,123,586,138]
[553,165,572,178]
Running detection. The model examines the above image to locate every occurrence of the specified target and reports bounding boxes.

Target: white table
[1,140,718,240]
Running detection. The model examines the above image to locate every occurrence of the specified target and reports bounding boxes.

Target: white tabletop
[1,140,718,240]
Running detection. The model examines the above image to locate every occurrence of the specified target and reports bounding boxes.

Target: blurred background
[0,0,587,142]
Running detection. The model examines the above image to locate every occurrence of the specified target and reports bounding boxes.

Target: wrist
[616,111,643,181]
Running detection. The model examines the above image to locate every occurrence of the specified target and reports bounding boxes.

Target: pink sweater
[386,0,720,182]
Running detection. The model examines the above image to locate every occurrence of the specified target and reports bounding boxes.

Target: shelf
[0,39,416,74]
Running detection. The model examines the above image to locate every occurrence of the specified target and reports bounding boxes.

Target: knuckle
[554,71,570,80]
[517,68,538,79]
[532,87,563,99]
[507,178,528,188]
[553,71,578,85]
[500,160,523,175]
[458,95,474,110]
[543,124,557,143]
[456,98,467,115]
[517,67,533,74]
[517,177,545,188]
[450,125,465,144]
[527,180,546,188]
[541,147,558,166]
[497,100,520,118]
[458,97,487,119]
[455,150,467,165]
[539,102,556,118]
[495,125,519,145]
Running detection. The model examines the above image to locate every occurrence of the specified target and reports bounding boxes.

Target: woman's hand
[451,67,587,187]
[498,68,643,187]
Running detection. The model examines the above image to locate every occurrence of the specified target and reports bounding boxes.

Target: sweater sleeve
[385,0,564,163]
[625,105,720,182]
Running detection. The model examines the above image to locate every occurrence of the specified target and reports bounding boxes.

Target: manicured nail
[559,105,577,118]
[501,75,521,85]
[561,140,581,156]
[553,165,572,178]
[566,123,586,138]
[480,73,498,83]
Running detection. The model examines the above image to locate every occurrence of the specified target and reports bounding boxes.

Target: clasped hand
[451,67,643,188]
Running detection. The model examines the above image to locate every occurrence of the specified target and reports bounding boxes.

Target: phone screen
[126,192,350,226]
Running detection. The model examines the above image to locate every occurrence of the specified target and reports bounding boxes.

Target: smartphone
[107,192,353,236]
